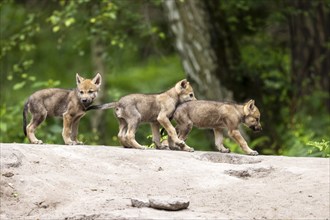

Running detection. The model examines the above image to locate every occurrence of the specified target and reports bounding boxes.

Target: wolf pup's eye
[189,93,194,98]
[79,91,84,95]
[88,90,94,94]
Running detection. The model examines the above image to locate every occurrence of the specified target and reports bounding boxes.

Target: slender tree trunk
[90,37,106,134]
[163,0,234,100]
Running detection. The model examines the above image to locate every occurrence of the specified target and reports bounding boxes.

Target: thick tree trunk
[163,0,233,100]
[287,0,330,111]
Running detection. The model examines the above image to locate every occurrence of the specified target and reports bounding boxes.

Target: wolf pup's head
[76,73,102,107]
[242,99,262,132]
[175,79,196,103]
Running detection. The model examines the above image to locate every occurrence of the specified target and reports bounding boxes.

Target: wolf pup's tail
[23,101,29,136]
[86,102,117,111]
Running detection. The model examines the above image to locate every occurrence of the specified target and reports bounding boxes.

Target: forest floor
[0,143,329,220]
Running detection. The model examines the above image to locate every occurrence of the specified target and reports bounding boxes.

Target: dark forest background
[1,0,329,157]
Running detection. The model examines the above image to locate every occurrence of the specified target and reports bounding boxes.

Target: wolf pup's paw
[66,140,78,145]
[158,144,170,150]
[137,145,147,150]
[219,148,230,153]
[169,145,181,151]
[175,140,186,148]
[184,146,194,152]
[32,140,43,144]
[248,150,259,156]
[159,140,169,150]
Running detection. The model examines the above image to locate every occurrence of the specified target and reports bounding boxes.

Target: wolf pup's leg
[70,115,84,145]
[125,121,146,149]
[62,112,76,145]
[228,129,258,156]
[176,121,193,142]
[173,121,194,152]
[150,122,168,149]
[26,111,47,144]
[157,114,193,152]
[213,128,230,153]
[117,118,129,147]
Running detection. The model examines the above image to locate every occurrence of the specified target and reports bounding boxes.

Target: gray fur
[167,99,262,155]
[23,73,102,145]
[88,79,196,151]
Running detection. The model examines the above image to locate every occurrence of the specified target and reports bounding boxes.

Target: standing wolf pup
[169,99,262,155]
[23,73,102,145]
[88,79,196,151]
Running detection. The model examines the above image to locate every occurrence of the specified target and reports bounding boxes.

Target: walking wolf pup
[23,73,102,145]
[168,99,262,155]
[88,79,196,151]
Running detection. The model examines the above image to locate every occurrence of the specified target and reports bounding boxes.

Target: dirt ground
[0,143,329,219]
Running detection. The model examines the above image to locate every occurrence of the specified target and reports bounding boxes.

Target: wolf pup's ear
[175,79,189,93]
[180,79,189,89]
[92,73,102,87]
[76,73,85,85]
[248,100,255,109]
[243,99,255,115]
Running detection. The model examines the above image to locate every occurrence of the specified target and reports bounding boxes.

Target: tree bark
[287,0,330,111]
[163,0,234,100]
[90,37,106,134]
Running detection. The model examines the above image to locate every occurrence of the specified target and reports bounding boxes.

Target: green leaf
[0,122,7,133]
[29,76,36,81]
[13,81,26,90]
[90,18,96,23]
[48,15,60,25]
[52,26,60,33]
[159,32,165,39]
[64,18,75,27]
[109,12,116,20]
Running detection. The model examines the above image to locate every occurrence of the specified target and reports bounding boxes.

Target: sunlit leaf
[90,18,96,23]
[13,81,26,90]
[64,17,75,27]
[53,26,60,32]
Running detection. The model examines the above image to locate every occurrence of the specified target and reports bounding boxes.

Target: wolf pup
[169,99,262,155]
[88,79,196,151]
[23,73,102,145]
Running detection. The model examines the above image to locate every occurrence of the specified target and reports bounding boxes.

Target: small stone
[2,172,14,178]
[131,198,150,208]
[149,197,189,211]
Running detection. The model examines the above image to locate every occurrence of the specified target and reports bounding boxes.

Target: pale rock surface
[0,143,329,219]
[131,198,150,208]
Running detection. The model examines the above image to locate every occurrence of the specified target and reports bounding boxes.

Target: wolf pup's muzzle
[250,125,262,132]
[80,98,93,107]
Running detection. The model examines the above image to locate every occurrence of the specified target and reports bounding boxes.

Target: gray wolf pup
[168,99,262,155]
[23,73,102,145]
[88,79,196,151]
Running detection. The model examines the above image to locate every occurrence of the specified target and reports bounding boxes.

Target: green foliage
[277,91,330,157]
[0,0,328,158]
[147,130,168,149]
[0,75,63,144]
[218,0,330,157]
[307,140,330,158]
